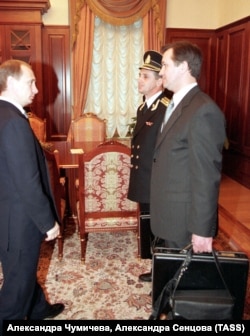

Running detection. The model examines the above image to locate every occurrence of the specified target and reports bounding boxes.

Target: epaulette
[161,97,171,107]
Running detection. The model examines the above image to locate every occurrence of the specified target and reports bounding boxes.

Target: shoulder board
[160,97,171,107]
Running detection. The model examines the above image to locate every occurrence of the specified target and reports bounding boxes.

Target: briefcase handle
[149,244,192,320]
[172,245,233,298]
[211,248,232,295]
[149,244,233,320]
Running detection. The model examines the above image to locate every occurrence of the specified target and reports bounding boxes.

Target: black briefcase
[152,247,249,320]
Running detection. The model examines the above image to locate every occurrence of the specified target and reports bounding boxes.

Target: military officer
[127,50,172,282]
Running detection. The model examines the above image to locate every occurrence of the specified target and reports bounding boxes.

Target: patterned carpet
[0,217,249,320]
[38,218,152,320]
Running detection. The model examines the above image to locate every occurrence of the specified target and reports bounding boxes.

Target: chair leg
[58,235,63,260]
[137,231,141,260]
[58,215,66,260]
[80,233,86,263]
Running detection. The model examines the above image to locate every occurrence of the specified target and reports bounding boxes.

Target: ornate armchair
[76,140,140,263]
[27,112,46,142]
[67,112,106,142]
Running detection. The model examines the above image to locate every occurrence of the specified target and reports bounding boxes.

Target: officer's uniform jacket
[127,92,170,203]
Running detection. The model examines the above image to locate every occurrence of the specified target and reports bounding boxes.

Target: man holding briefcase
[150,41,226,253]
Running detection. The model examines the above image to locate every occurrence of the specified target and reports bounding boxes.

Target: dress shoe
[43,303,65,319]
[29,303,65,320]
[139,272,152,282]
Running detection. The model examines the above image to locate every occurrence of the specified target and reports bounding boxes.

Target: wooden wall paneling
[223,149,250,189]
[242,21,250,153]
[165,28,213,95]
[30,25,44,119]
[165,19,250,189]
[212,33,227,111]
[0,1,49,118]
[0,0,50,14]
[0,24,44,117]
[224,24,247,151]
[0,25,4,63]
[42,26,71,141]
[215,18,250,188]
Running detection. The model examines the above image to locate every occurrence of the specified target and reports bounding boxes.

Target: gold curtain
[143,0,166,51]
[72,2,94,118]
[71,0,166,119]
[85,0,152,26]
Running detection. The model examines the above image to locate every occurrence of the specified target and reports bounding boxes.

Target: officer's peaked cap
[139,50,162,73]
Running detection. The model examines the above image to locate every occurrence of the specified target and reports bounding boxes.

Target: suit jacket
[127,92,170,203]
[150,86,226,244]
[0,100,61,251]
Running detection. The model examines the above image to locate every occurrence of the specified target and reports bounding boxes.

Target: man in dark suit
[150,41,226,253]
[0,59,64,328]
[127,51,171,282]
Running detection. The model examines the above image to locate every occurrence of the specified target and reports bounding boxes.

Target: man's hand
[45,222,60,241]
[191,234,213,253]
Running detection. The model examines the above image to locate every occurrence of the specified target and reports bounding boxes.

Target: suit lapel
[2,100,29,122]
[155,86,200,148]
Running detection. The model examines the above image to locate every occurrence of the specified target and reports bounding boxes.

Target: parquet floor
[218,174,250,258]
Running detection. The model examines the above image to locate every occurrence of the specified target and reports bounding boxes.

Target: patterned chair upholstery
[27,112,46,142]
[77,140,140,263]
[67,112,106,142]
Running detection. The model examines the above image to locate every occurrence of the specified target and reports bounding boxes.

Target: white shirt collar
[172,83,197,109]
[146,91,163,108]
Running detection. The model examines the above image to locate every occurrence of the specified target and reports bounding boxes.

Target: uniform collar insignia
[139,102,146,111]
[151,99,160,111]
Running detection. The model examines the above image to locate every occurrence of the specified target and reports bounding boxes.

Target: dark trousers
[0,244,50,327]
[139,203,154,259]
[139,203,184,259]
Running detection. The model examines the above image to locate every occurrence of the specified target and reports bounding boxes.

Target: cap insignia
[145,54,151,64]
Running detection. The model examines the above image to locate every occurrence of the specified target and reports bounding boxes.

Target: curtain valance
[73,0,163,46]
[85,0,152,26]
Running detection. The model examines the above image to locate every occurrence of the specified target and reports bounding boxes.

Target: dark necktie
[140,102,148,115]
